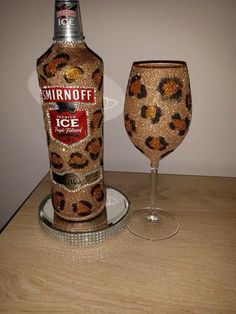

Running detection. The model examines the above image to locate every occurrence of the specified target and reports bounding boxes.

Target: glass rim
[132,60,187,69]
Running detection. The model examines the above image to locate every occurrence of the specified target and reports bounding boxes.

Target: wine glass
[124,61,192,240]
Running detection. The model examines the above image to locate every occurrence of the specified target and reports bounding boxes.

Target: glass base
[38,186,129,245]
[127,208,179,240]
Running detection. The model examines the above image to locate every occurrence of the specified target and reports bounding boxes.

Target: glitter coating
[124,61,192,167]
[37,42,105,221]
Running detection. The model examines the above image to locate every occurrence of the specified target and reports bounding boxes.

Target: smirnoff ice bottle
[37,0,106,221]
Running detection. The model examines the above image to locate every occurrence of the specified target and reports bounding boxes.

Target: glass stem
[147,166,159,223]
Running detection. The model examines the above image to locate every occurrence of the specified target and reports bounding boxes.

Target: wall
[1,0,236,230]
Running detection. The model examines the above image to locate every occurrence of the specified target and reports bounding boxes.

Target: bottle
[37,0,106,222]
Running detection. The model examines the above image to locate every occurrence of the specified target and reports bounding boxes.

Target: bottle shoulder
[54,41,103,64]
[37,44,54,67]
[83,43,103,65]
[36,42,103,89]
[37,42,103,68]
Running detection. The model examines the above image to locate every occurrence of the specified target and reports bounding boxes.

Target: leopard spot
[50,152,63,169]
[158,77,183,100]
[145,136,168,151]
[69,152,89,169]
[76,200,92,216]
[128,75,147,99]
[64,66,83,83]
[92,69,103,91]
[91,184,105,202]
[52,191,65,212]
[90,110,103,130]
[39,75,47,86]
[43,53,70,78]
[85,138,103,160]
[169,114,190,136]
[141,105,162,124]
[186,93,192,111]
[125,114,136,137]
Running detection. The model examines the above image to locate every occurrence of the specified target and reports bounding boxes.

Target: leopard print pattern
[124,62,192,167]
[37,42,106,221]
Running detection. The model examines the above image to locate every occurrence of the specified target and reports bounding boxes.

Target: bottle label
[57,9,76,18]
[41,86,95,146]
[48,109,88,145]
[41,86,95,103]
[54,0,84,42]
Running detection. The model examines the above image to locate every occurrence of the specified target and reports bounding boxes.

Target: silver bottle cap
[54,0,84,42]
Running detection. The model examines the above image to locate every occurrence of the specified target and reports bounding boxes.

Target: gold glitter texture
[37,42,105,222]
[124,61,192,168]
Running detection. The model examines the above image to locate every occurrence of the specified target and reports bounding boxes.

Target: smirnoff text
[42,87,95,103]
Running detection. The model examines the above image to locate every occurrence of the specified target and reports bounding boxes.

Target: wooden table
[0,172,236,313]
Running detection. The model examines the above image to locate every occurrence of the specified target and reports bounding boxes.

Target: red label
[57,10,76,17]
[42,87,95,103]
[49,110,87,145]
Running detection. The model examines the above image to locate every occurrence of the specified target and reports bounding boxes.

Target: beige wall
[1,0,236,229]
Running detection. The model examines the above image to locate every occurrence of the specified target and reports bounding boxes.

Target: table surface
[0,172,236,314]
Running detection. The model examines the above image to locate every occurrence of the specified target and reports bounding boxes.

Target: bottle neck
[54,0,84,42]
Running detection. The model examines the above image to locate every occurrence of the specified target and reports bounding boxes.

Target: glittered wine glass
[124,61,192,240]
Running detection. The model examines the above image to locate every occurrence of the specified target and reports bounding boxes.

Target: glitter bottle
[37,0,106,221]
